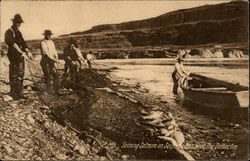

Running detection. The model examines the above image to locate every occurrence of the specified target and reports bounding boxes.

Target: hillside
[0,0,248,58]
[65,0,248,46]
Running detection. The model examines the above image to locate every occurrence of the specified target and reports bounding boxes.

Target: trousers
[40,56,60,93]
[69,61,80,82]
[8,58,25,98]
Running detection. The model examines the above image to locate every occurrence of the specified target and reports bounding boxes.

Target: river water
[103,59,248,107]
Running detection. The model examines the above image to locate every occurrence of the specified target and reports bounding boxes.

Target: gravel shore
[0,58,248,160]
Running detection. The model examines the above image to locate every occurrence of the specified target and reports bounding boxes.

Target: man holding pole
[40,30,60,95]
[5,14,33,100]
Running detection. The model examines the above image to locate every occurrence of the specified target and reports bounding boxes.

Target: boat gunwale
[182,87,236,94]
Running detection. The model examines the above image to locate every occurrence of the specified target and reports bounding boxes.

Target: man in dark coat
[63,38,84,83]
[5,14,33,99]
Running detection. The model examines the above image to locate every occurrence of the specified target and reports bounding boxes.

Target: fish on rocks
[160,128,176,137]
[158,135,179,147]
[142,111,164,120]
[171,130,185,148]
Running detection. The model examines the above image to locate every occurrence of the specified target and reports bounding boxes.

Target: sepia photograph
[0,0,249,160]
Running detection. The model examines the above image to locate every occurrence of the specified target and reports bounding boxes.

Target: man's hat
[42,30,53,35]
[11,14,24,23]
[67,38,76,44]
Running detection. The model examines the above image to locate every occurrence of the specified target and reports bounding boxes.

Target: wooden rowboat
[181,73,249,108]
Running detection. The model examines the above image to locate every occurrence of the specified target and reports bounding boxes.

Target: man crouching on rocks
[40,30,60,95]
[5,14,33,100]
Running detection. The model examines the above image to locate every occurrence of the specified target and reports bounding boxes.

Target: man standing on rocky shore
[5,14,33,100]
[40,30,60,95]
[63,38,83,84]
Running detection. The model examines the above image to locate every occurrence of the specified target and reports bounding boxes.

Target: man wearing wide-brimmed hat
[172,56,190,94]
[40,29,60,95]
[63,38,85,84]
[4,14,33,100]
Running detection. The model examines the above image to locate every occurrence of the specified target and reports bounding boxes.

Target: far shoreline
[95,57,249,67]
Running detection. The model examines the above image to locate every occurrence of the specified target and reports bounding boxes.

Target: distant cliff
[1,1,248,58]
[64,0,248,46]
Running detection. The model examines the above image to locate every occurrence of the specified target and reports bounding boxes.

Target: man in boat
[40,30,60,95]
[63,38,85,83]
[172,56,190,94]
[5,14,33,100]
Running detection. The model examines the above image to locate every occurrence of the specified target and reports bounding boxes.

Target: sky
[1,0,230,41]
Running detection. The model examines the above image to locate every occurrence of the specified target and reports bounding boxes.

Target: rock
[121,154,129,160]
[96,87,113,93]
[74,145,87,155]
[167,112,174,120]
[55,153,67,160]
[213,50,224,58]
[41,105,49,110]
[4,145,13,153]
[185,133,192,139]
[128,97,138,103]
[26,115,35,124]
[228,51,237,58]
[35,157,42,160]
[10,103,18,108]
[99,156,107,160]
[234,50,244,57]
[78,146,87,155]
[91,147,99,154]
[160,100,168,103]
[227,49,244,58]
[13,111,19,118]
[3,95,13,102]
[199,49,213,58]
[27,86,32,91]
[233,123,240,128]
[43,121,50,129]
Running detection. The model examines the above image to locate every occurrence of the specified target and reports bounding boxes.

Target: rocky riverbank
[0,57,248,160]
[103,66,248,160]
[0,58,189,160]
[0,60,122,160]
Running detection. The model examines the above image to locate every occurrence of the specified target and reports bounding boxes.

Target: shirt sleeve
[52,41,58,59]
[75,49,84,60]
[181,64,189,75]
[175,63,185,77]
[5,29,15,47]
[41,41,48,55]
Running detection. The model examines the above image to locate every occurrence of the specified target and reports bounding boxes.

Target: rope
[64,121,113,160]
